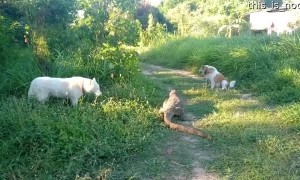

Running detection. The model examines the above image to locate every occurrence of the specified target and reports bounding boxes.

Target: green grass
[140,35,300,179]
[0,27,175,178]
[0,74,167,179]
[2,33,300,179]
[141,35,300,105]
[196,97,300,179]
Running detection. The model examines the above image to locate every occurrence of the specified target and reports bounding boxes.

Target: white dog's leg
[37,91,49,103]
[70,97,79,106]
[210,81,215,89]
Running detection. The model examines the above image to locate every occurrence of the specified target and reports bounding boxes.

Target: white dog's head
[199,65,216,77]
[83,78,102,97]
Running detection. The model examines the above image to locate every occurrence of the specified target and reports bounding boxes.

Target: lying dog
[199,65,236,89]
[28,76,102,106]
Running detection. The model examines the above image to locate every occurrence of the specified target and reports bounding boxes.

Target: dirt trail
[141,63,202,80]
[141,63,218,180]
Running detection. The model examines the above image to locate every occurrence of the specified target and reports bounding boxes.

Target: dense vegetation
[1,0,299,179]
[0,0,164,178]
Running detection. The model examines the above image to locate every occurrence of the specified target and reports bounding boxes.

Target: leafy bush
[0,16,41,96]
[49,44,140,86]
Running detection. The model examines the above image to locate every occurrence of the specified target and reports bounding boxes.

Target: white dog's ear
[202,66,208,75]
[92,78,96,81]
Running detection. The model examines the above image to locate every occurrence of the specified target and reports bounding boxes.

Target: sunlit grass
[141,35,300,104]
[2,33,300,179]
[141,36,300,179]
[193,90,300,179]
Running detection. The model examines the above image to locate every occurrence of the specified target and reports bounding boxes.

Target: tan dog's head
[199,65,215,77]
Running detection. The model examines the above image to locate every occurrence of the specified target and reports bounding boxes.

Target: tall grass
[0,24,165,178]
[0,47,41,96]
[0,8,170,179]
[141,35,300,105]
[0,75,163,179]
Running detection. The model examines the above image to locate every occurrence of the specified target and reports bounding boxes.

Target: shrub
[49,43,140,86]
[0,16,41,96]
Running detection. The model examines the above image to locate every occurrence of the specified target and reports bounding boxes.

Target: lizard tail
[163,112,212,140]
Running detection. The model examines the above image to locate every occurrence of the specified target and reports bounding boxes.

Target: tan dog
[199,65,236,90]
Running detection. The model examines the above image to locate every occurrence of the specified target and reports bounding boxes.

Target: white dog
[199,65,236,90]
[28,76,102,106]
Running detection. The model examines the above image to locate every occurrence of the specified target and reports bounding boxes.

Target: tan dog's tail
[229,80,236,88]
[163,112,212,140]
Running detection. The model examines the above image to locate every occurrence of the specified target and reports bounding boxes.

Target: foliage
[2,0,300,179]
[104,7,141,46]
[0,1,165,178]
[139,13,168,46]
[11,0,76,26]
[47,44,139,87]
[0,15,40,95]
[135,3,174,31]
[158,0,250,37]
[0,0,143,96]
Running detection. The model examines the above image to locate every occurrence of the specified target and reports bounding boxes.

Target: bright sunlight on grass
[141,35,300,179]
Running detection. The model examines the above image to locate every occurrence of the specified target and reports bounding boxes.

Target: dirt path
[141,63,218,180]
[141,63,202,80]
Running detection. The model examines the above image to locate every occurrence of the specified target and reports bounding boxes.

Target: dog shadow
[184,100,216,120]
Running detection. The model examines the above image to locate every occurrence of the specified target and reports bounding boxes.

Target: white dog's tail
[221,80,236,89]
[28,81,36,98]
[229,80,236,88]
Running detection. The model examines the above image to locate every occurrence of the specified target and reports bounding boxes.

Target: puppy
[199,65,236,89]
